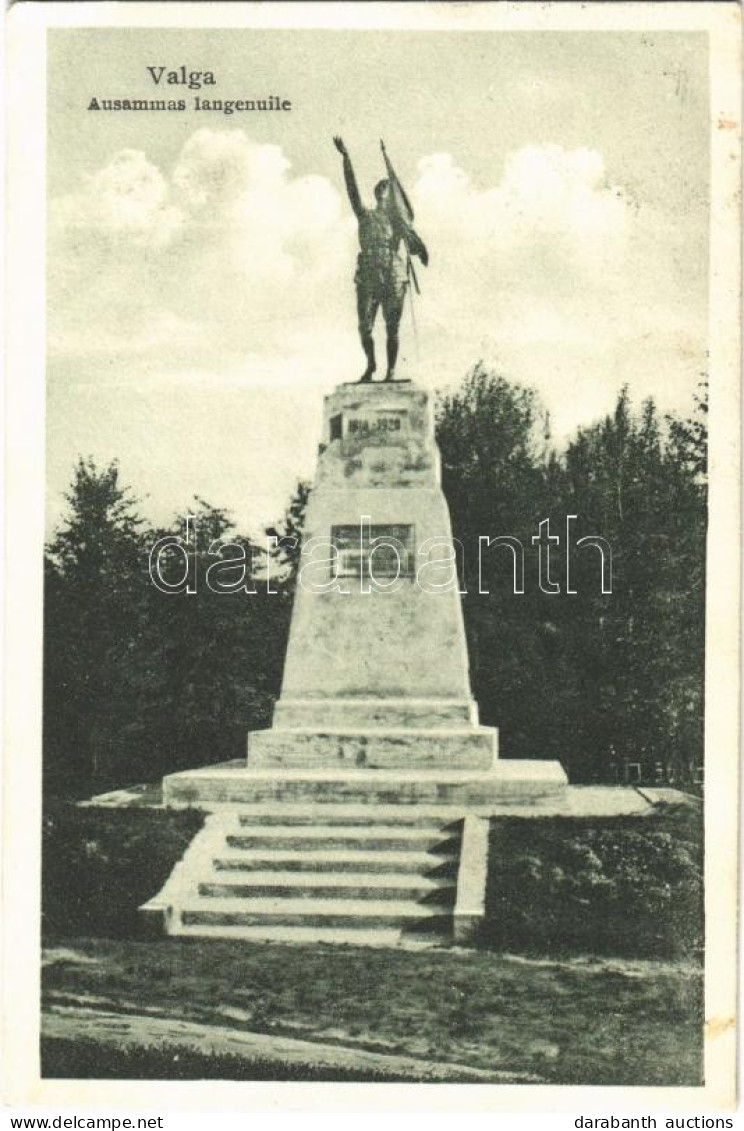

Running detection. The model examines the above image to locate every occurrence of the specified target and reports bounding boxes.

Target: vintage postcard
[3,0,741,1116]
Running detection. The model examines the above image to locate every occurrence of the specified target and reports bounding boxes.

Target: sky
[46,27,710,536]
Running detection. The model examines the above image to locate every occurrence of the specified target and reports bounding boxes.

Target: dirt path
[43,1002,538,1083]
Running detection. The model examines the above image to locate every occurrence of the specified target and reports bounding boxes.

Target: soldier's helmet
[374,179,390,203]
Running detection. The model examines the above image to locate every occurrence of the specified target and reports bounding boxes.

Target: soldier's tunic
[355,208,408,336]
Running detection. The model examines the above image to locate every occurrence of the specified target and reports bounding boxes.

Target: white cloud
[412,144,631,327]
[49,130,355,365]
[171,130,346,284]
[416,144,626,240]
[52,148,184,247]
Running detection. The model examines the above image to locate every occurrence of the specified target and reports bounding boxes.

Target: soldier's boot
[384,329,399,381]
[359,334,376,382]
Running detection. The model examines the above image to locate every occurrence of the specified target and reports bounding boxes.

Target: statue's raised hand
[333,136,347,156]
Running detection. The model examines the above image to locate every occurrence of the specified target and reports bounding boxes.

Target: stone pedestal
[165,378,568,803]
[248,380,499,771]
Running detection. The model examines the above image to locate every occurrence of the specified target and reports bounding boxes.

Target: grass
[41,1038,418,1082]
[42,937,703,1085]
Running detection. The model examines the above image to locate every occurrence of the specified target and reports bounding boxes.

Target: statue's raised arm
[333,136,363,219]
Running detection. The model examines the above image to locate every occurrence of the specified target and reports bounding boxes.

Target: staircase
[146,805,462,947]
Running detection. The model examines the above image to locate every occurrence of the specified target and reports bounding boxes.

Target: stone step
[198,884,452,904]
[198,873,454,902]
[172,924,448,948]
[203,869,448,889]
[212,849,456,874]
[228,822,456,839]
[234,810,458,830]
[222,802,469,822]
[226,827,449,852]
[180,895,450,931]
[181,894,445,916]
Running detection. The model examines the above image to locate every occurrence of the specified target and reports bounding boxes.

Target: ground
[41,937,703,1085]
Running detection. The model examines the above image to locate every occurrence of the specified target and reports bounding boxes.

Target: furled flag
[381,140,429,292]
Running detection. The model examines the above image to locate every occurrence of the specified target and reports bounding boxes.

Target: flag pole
[407,253,419,355]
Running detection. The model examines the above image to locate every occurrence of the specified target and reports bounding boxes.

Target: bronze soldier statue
[334,137,428,382]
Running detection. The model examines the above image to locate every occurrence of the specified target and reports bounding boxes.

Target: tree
[44,467,297,798]
[266,479,310,593]
[436,365,559,762]
[437,368,707,784]
[667,378,708,483]
[144,498,282,775]
[44,458,150,795]
[549,389,706,781]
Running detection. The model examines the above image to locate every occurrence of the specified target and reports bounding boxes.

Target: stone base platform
[163,760,567,809]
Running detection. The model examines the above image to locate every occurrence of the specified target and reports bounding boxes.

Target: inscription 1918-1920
[348,416,402,436]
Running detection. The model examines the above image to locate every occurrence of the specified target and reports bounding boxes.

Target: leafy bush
[482,806,702,959]
[42,802,203,939]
